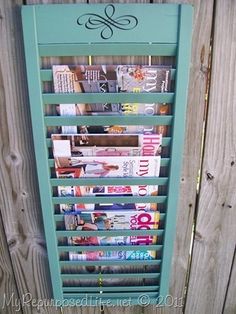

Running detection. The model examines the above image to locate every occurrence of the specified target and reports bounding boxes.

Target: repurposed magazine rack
[22,3,193,305]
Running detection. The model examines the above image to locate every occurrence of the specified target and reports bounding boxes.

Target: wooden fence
[0,0,235,313]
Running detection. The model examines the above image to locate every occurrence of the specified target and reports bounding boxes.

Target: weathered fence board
[63,307,100,314]
[0,215,21,314]
[0,3,22,312]
[185,0,236,313]
[0,0,57,313]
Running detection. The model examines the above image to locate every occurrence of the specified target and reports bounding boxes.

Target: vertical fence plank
[0,214,21,314]
[144,1,214,313]
[0,2,22,313]
[185,0,236,313]
[104,301,150,314]
[104,306,144,314]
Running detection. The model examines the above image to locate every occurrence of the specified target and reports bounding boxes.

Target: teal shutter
[21,3,193,305]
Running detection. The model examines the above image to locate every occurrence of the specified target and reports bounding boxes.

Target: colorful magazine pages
[52,65,168,262]
[53,65,171,135]
[55,156,161,178]
[53,65,171,94]
[60,202,157,212]
[54,144,142,158]
[58,184,158,212]
[68,250,156,261]
[52,133,162,213]
[115,65,171,93]
[86,103,161,115]
[56,167,84,178]
[57,103,168,116]
[65,210,159,232]
[64,210,159,260]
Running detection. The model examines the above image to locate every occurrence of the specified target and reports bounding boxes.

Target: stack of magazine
[52,64,171,263]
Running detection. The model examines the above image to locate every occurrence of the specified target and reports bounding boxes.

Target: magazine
[56,155,160,212]
[53,64,171,94]
[58,184,158,212]
[53,134,161,212]
[59,202,157,213]
[52,134,162,158]
[65,210,158,261]
[64,210,159,246]
[62,123,162,135]
[68,185,158,197]
[68,250,156,261]
[54,145,142,158]
[56,167,84,178]
[58,102,166,116]
[53,64,171,134]
[55,167,84,213]
[54,156,161,178]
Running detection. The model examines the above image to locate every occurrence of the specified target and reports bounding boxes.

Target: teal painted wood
[158,5,193,300]
[60,259,162,267]
[62,286,159,292]
[50,176,169,186]
[21,6,63,301]
[42,93,174,104]
[34,4,179,44]
[57,245,162,252]
[56,230,164,237]
[44,115,172,126]
[22,2,193,306]
[64,292,158,298]
[39,43,177,57]
[61,273,160,279]
[52,195,167,204]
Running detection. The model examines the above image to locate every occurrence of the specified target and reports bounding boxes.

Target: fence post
[185,0,236,313]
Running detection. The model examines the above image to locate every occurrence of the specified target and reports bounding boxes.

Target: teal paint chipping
[21,3,193,306]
